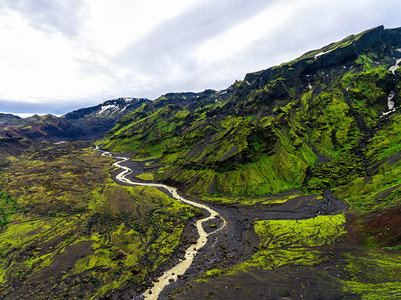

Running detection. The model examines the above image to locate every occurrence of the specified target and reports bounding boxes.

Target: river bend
[98,149,227,299]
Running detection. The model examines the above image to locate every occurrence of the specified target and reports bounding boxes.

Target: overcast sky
[0,0,400,116]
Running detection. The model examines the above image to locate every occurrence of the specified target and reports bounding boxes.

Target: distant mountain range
[0,98,148,143]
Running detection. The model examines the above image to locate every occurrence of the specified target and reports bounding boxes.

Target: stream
[97,148,227,299]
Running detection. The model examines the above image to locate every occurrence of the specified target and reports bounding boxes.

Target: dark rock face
[384,26,401,47]
[0,113,21,126]
[3,25,401,197]
[246,26,391,88]
[62,98,150,140]
[64,98,149,120]
[99,25,401,197]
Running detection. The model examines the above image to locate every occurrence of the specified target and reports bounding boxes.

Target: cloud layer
[0,0,400,115]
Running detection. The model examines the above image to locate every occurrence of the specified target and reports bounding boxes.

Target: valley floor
[1,144,401,300]
[109,157,401,300]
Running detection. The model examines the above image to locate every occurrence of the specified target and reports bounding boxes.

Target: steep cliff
[99,26,401,198]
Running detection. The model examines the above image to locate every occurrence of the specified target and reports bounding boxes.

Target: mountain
[2,25,401,300]
[0,97,149,144]
[98,89,226,155]
[62,97,149,139]
[99,26,401,200]
[0,113,21,126]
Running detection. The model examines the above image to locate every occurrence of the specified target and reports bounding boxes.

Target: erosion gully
[96,148,347,299]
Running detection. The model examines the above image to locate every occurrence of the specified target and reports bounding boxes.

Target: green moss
[136,172,155,181]
[254,214,346,248]
[228,214,346,274]
[366,114,401,161]
[201,192,303,206]
[200,268,221,280]
[174,109,190,119]
[333,113,401,211]
[0,182,19,225]
[341,252,401,299]
[0,143,198,298]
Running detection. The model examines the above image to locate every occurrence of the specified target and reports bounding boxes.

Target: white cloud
[0,0,401,114]
[195,1,302,63]
[0,0,204,108]
[0,112,47,118]
[81,0,200,56]
[0,9,111,103]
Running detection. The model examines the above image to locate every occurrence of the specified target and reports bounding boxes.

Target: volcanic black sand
[106,157,359,300]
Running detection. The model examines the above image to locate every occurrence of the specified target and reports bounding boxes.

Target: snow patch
[124,98,133,102]
[396,48,401,52]
[97,104,116,115]
[246,81,250,85]
[314,51,328,59]
[308,83,312,90]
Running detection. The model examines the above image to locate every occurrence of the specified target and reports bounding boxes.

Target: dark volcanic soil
[358,205,401,247]
[107,157,351,300]
[172,247,360,300]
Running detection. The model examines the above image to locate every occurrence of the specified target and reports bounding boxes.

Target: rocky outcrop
[244,26,395,89]
[99,25,401,197]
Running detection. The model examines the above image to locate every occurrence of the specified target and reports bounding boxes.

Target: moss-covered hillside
[0,142,199,299]
[99,26,401,202]
[2,25,401,300]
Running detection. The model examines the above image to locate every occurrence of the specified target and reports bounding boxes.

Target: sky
[0,0,400,116]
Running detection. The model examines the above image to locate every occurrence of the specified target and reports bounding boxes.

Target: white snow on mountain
[314,51,328,59]
[97,104,116,115]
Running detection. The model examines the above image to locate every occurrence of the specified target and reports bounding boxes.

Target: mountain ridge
[0,97,149,144]
[2,25,401,300]
[2,24,401,201]
[97,25,401,199]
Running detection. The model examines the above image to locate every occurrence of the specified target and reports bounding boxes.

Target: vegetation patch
[0,142,198,299]
[200,214,346,282]
[136,172,155,181]
[341,252,401,299]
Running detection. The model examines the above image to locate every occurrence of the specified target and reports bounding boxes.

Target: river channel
[98,149,226,299]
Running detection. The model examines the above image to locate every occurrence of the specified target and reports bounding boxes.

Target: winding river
[97,148,227,299]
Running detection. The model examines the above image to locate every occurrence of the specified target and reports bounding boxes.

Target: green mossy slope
[0,142,198,299]
[184,213,401,300]
[334,112,401,211]
[99,26,401,200]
